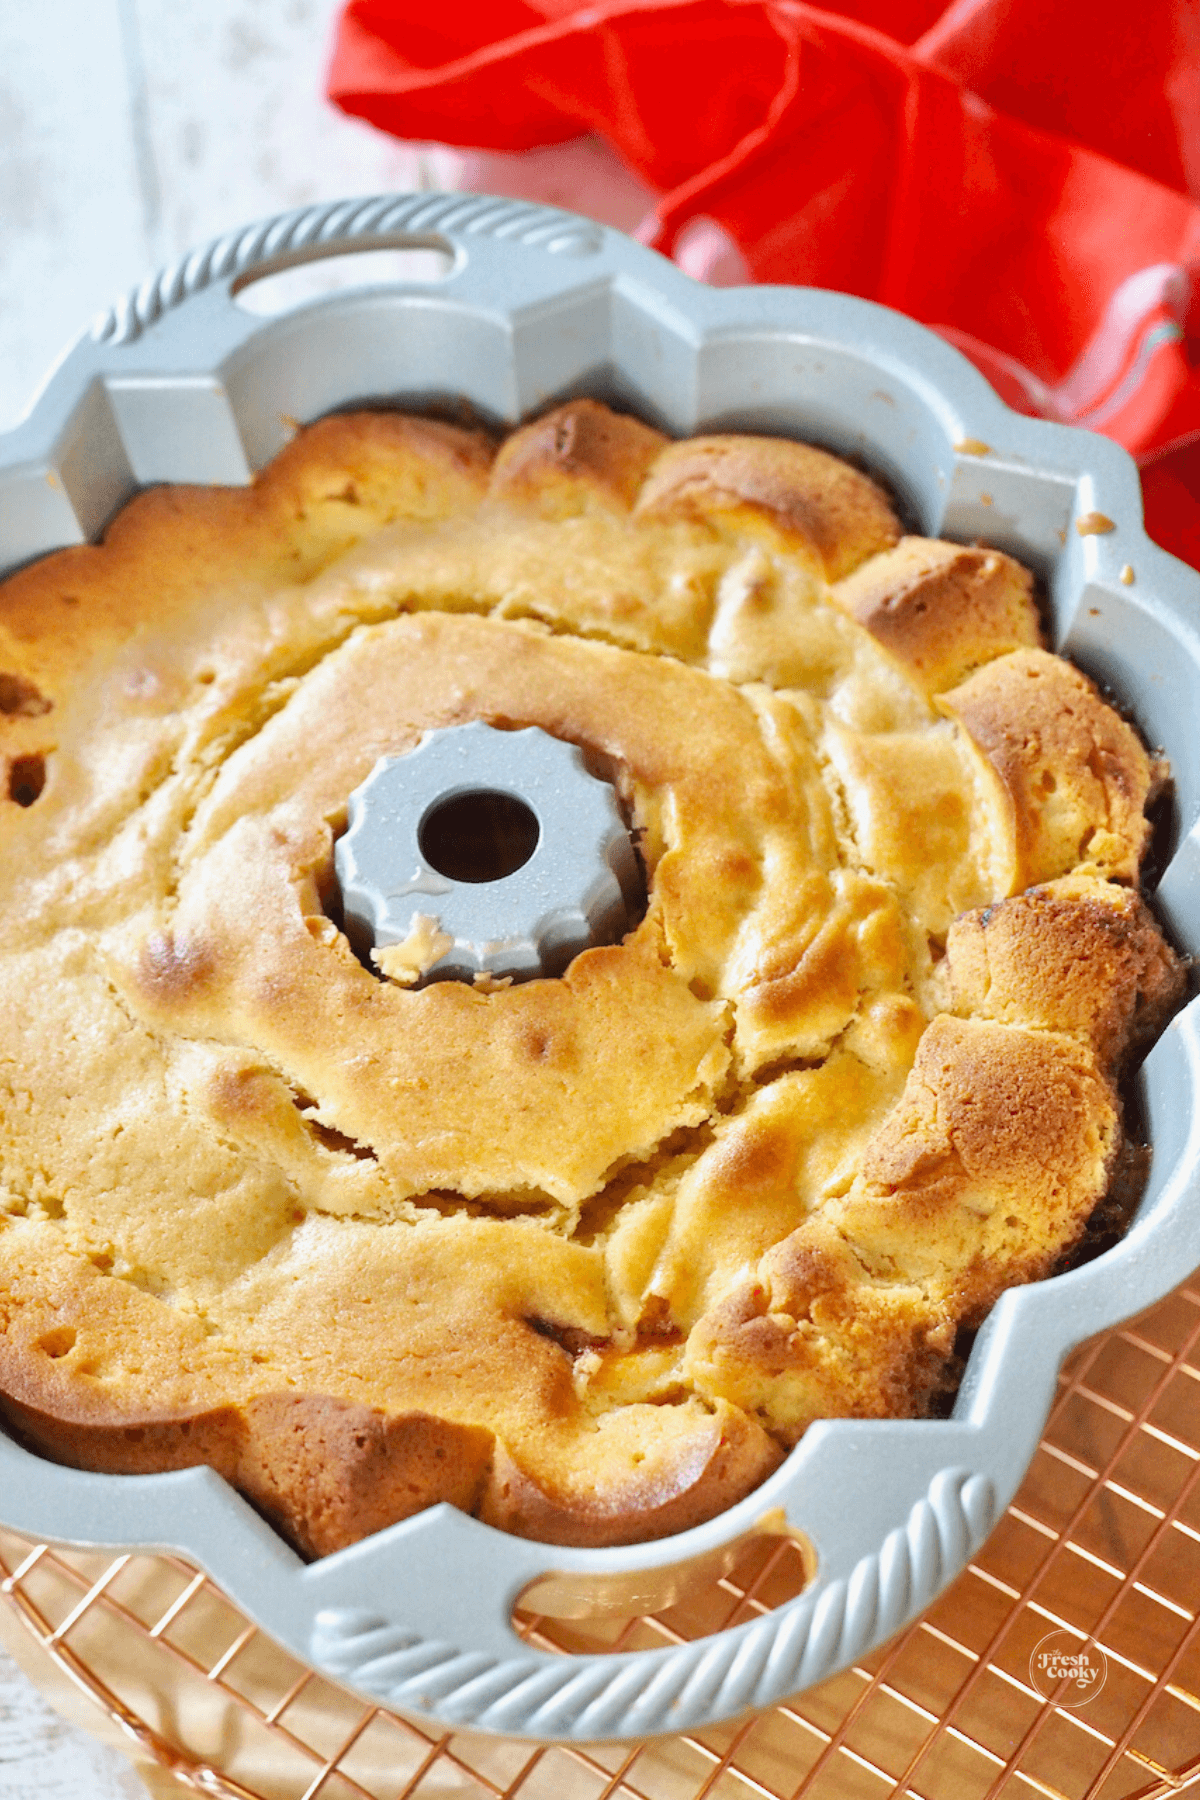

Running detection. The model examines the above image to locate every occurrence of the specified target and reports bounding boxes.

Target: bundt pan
[1,194,1199,1743]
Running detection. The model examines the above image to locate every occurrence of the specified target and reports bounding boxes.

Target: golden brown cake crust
[831,538,1042,693]
[939,648,1160,886]
[946,875,1186,1070]
[488,397,669,516]
[478,1402,784,1548]
[635,433,901,577]
[0,402,1180,1555]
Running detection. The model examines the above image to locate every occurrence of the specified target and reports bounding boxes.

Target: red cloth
[328,0,1200,561]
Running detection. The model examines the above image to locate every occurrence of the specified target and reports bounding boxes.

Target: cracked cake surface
[0,400,1183,1555]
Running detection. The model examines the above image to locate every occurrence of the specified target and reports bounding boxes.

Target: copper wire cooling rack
[3,1276,1200,1800]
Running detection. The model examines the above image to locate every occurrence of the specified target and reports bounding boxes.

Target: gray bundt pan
[1,194,1199,1743]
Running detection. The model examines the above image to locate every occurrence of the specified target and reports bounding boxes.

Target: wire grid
[2,1277,1200,1799]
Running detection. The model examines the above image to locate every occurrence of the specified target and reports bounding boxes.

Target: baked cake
[0,402,1182,1555]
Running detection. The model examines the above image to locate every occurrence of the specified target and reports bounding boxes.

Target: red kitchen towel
[328,0,1200,564]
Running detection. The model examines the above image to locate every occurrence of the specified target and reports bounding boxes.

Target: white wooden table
[0,1647,148,1799]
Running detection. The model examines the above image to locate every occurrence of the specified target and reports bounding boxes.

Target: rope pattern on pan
[310,1466,994,1740]
[91,194,604,346]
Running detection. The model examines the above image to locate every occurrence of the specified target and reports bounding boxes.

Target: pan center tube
[334,720,639,986]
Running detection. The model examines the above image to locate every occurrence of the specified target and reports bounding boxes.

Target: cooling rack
[1,1271,1199,1800]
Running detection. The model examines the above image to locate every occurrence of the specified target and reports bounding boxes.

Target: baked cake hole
[37,1327,76,1360]
[8,753,45,807]
[525,1316,609,1357]
[412,1186,561,1220]
[285,1084,378,1162]
[0,674,51,717]
[418,789,541,884]
[306,1119,377,1162]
